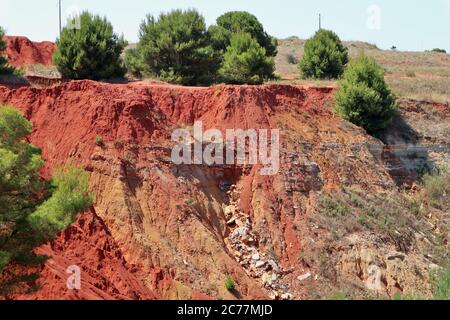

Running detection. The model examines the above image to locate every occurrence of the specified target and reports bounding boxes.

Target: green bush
[28,165,93,239]
[53,11,127,80]
[209,11,277,57]
[126,10,277,85]
[329,291,348,300]
[95,135,103,146]
[224,276,236,292]
[219,33,275,84]
[124,47,144,78]
[0,105,93,294]
[0,27,15,75]
[430,48,447,54]
[135,9,217,85]
[335,53,397,133]
[434,261,450,300]
[299,29,348,79]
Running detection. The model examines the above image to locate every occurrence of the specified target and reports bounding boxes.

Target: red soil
[18,209,157,300]
[0,80,386,300]
[0,81,334,177]
[2,36,56,67]
[0,39,446,299]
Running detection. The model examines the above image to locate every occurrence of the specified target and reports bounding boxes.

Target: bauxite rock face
[1,80,444,300]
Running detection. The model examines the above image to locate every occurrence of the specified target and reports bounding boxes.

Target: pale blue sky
[1,0,449,52]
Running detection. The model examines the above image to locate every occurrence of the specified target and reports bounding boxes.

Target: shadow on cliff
[375,111,437,186]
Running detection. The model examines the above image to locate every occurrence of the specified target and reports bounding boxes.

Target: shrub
[219,33,275,84]
[430,48,447,54]
[329,291,348,300]
[286,53,298,65]
[224,276,236,292]
[0,27,15,75]
[185,199,196,207]
[95,135,103,146]
[420,167,450,210]
[135,9,217,85]
[123,47,144,78]
[299,29,348,79]
[53,11,127,80]
[209,11,277,57]
[335,53,397,133]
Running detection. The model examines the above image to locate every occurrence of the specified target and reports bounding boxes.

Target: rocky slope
[0,80,448,300]
[17,209,157,300]
[2,36,55,68]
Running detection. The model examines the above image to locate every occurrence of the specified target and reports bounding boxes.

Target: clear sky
[1,0,449,52]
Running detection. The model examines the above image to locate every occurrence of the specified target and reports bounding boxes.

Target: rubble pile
[223,185,294,300]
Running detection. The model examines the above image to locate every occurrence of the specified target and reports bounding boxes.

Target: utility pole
[319,13,322,30]
[59,0,62,36]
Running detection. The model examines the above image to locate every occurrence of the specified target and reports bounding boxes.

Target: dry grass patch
[275,37,449,103]
[386,76,450,104]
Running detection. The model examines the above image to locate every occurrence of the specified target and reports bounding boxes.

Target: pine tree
[335,53,397,133]
[53,11,127,80]
[135,9,217,85]
[209,11,278,57]
[0,27,15,75]
[299,29,348,79]
[0,105,93,295]
[219,33,275,84]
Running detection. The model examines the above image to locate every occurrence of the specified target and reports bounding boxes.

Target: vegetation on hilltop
[129,9,217,85]
[299,29,349,79]
[335,53,397,133]
[209,11,278,57]
[53,11,127,80]
[218,32,275,84]
[124,9,276,85]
